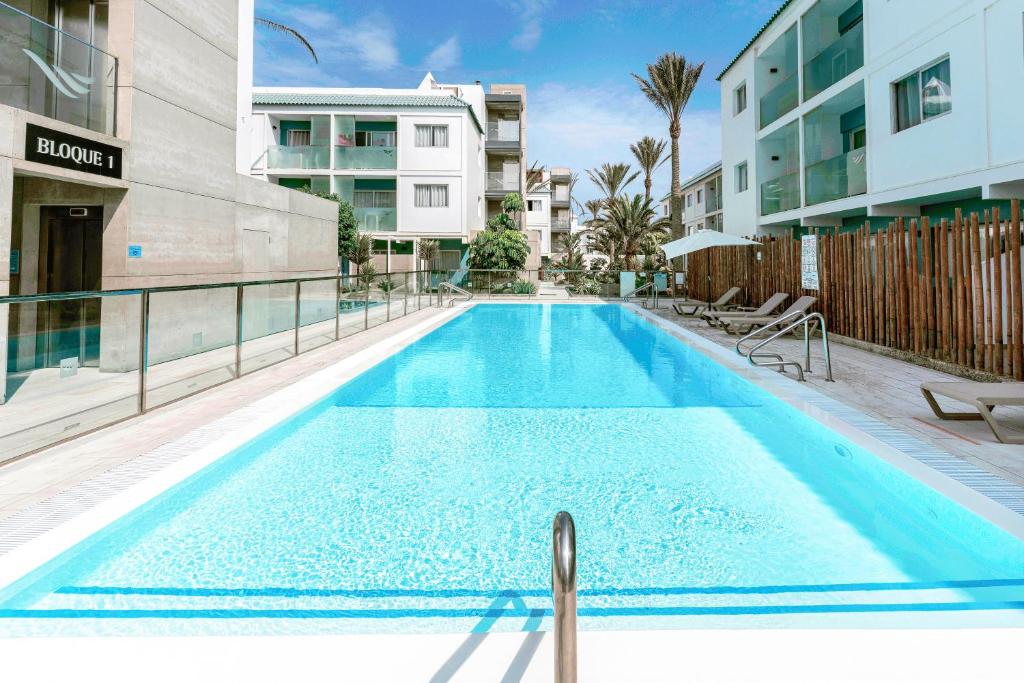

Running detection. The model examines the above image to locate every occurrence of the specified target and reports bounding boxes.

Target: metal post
[363,276,370,330]
[804,319,812,374]
[552,511,577,683]
[137,290,149,414]
[234,284,243,378]
[386,277,391,323]
[403,272,409,317]
[294,281,301,356]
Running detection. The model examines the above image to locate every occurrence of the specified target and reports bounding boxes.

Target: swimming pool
[1,303,1022,636]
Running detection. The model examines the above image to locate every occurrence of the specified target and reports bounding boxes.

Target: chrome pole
[552,511,577,683]
[403,272,409,317]
[363,275,370,330]
[334,276,341,341]
[137,290,149,414]
[386,277,391,323]
[293,281,301,356]
[235,284,243,378]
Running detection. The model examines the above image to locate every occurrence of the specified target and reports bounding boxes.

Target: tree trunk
[644,175,652,202]
[669,122,683,269]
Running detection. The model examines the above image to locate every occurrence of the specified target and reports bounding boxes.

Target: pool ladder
[437,281,473,308]
[552,511,577,683]
[621,282,658,309]
[734,311,834,382]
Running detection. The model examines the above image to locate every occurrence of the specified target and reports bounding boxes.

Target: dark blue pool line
[3,601,1024,620]
[53,578,1024,600]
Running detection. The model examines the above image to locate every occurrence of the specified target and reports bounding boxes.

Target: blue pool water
[1,304,1023,635]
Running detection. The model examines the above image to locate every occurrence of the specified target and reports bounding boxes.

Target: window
[437,250,462,270]
[697,189,703,204]
[353,190,395,208]
[734,82,747,115]
[415,124,449,147]
[736,162,748,192]
[414,184,449,207]
[893,57,951,132]
[355,131,395,147]
[286,129,310,146]
[527,199,541,211]
[686,193,693,207]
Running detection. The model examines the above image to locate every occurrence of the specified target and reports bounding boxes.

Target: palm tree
[347,233,373,278]
[417,239,439,272]
[630,136,668,202]
[633,52,704,246]
[586,163,639,205]
[598,194,666,270]
[255,17,318,63]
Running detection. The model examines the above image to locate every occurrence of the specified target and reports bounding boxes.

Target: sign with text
[9,249,18,275]
[25,123,122,179]
[801,234,819,290]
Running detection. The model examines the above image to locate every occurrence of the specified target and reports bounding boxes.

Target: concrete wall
[398,114,463,172]
[396,175,464,235]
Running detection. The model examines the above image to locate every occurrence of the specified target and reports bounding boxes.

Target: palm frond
[256,17,319,64]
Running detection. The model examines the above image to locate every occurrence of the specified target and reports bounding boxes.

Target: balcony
[355,207,396,232]
[759,73,798,129]
[486,120,520,142]
[335,145,397,170]
[0,2,117,135]
[267,145,330,170]
[805,148,866,206]
[486,172,519,193]
[803,23,864,100]
[760,171,800,216]
[551,218,571,231]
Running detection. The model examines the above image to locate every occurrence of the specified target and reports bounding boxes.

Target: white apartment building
[718,0,1024,235]
[245,75,533,273]
[659,162,724,235]
[525,165,575,258]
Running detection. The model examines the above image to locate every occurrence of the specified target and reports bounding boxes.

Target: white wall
[720,52,758,235]
[397,175,463,234]
[398,114,463,171]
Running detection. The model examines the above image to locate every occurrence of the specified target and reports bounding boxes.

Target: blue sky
[253,0,780,207]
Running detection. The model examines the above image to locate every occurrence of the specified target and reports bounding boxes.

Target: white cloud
[507,0,549,51]
[528,82,721,207]
[421,36,461,72]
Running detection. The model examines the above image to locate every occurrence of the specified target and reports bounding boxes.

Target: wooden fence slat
[922,217,935,356]
[993,209,1004,375]
[969,213,985,370]
[1011,200,1023,380]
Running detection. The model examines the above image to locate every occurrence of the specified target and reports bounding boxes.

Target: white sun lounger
[672,287,741,316]
[920,381,1024,444]
[702,292,789,327]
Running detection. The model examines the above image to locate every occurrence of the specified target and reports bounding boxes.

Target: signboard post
[801,234,819,290]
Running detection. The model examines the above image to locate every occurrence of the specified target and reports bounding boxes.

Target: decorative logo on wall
[22,49,95,99]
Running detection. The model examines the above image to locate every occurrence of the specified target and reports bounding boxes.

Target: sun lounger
[719,295,818,335]
[920,381,1024,444]
[702,292,789,327]
[672,286,741,316]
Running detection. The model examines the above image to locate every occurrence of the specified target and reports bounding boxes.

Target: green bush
[511,278,537,295]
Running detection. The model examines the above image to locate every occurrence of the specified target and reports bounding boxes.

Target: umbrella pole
[706,249,711,302]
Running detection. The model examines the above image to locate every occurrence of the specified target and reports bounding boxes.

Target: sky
[253,0,781,209]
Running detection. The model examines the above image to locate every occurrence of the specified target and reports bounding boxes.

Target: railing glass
[486,172,519,191]
[266,145,330,170]
[803,23,864,100]
[335,145,397,170]
[805,148,867,206]
[486,121,520,142]
[759,72,799,129]
[355,207,397,231]
[760,171,801,215]
[0,1,117,135]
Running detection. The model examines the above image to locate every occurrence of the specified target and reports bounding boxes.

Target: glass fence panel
[365,276,389,330]
[266,145,330,170]
[0,295,141,464]
[803,23,864,100]
[760,172,801,215]
[240,282,297,375]
[298,279,337,353]
[805,148,867,206]
[338,275,367,339]
[759,73,799,129]
[334,146,397,170]
[145,287,238,410]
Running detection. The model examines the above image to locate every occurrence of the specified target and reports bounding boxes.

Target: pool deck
[648,305,1024,488]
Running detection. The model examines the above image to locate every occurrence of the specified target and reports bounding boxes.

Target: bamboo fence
[684,199,1024,380]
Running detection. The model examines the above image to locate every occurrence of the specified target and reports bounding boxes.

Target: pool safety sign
[801,234,819,290]
[25,123,123,179]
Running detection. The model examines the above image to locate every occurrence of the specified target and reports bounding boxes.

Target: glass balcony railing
[487,172,519,192]
[486,121,520,142]
[335,145,397,170]
[760,171,801,215]
[551,218,571,230]
[805,148,867,206]
[355,207,397,231]
[266,145,330,170]
[759,72,799,129]
[0,2,117,135]
[803,23,864,100]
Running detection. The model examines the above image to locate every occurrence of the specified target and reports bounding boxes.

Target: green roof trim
[252,92,484,135]
[716,0,794,81]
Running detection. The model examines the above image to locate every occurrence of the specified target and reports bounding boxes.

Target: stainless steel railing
[552,511,577,683]
[437,282,473,307]
[621,282,658,309]
[735,311,834,382]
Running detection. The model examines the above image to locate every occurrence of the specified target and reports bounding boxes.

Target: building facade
[660,162,724,235]
[718,0,1024,235]
[0,0,337,404]
[526,165,575,259]
[245,75,534,273]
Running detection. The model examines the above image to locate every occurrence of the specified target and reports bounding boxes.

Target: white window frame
[414,124,450,148]
[733,82,747,115]
[891,56,952,134]
[414,184,449,208]
[736,162,749,193]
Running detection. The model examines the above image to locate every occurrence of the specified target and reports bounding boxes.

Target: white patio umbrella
[661,229,761,299]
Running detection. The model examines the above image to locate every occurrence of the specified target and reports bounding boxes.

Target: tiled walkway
[652,307,1024,487]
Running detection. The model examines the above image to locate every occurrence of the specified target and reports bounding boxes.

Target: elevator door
[39,207,103,368]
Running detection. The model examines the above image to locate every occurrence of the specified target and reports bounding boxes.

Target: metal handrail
[621,281,660,309]
[734,309,808,356]
[736,312,833,382]
[437,281,473,307]
[552,511,577,683]
[620,282,653,301]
